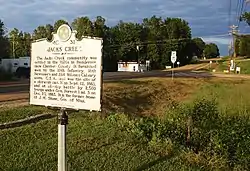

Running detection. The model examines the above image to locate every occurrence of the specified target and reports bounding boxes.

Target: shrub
[15,67,30,78]
[0,67,13,81]
[108,99,250,170]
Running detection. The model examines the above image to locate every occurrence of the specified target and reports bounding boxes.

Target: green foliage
[0,67,14,81]
[241,12,250,26]
[203,43,220,58]
[8,28,32,58]
[0,19,9,57]
[1,96,250,170]
[121,98,250,170]
[0,106,49,123]
[235,35,250,57]
[191,37,206,58]
[0,16,221,70]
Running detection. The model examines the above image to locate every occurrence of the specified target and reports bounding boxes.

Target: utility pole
[229,25,238,58]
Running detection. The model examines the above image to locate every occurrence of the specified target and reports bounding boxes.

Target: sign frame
[171,51,177,64]
[29,24,104,171]
[29,24,103,112]
[171,51,177,80]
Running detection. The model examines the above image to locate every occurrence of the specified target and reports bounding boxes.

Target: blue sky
[1,0,250,56]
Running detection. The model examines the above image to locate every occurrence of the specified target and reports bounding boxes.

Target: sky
[0,0,250,56]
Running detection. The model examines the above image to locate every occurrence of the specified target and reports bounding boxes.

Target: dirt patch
[0,99,29,109]
[0,77,204,116]
[103,77,203,116]
[0,92,29,102]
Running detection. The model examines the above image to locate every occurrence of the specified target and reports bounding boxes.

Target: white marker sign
[30,24,103,111]
[171,51,177,64]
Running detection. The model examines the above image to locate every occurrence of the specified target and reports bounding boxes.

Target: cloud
[1,0,250,55]
[202,36,231,45]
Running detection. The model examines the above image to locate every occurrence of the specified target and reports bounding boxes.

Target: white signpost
[171,51,177,80]
[30,24,103,171]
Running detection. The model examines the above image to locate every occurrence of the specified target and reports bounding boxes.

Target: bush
[0,67,13,81]
[15,67,30,78]
[108,99,250,170]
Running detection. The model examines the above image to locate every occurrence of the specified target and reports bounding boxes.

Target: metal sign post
[171,51,177,80]
[58,109,68,171]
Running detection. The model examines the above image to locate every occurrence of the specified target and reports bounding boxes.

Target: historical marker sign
[171,51,177,64]
[30,24,103,111]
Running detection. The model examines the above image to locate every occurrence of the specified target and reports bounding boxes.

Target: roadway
[0,70,212,94]
[1,69,250,104]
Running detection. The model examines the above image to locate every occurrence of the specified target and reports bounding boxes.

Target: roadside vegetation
[1,77,250,170]
[0,68,14,81]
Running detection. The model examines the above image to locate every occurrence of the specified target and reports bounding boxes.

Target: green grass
[214,59,250,74]
[0,106,51,123]
[1,78,250,170]
[236,60,250,74]
[189,79,250,116]
[0,111,202,171]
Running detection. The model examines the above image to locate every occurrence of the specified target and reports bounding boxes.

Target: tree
[53,19,69,31]
[203,43,220,58]
[235,35,250,57]
[241,12,250,26]
[2,15,206,70]
[192,38,205,58]
[71,17,93,39]
[9,28,20,58]
[8,28,32,57]
[0,19,9,57]
[236,12,250,57]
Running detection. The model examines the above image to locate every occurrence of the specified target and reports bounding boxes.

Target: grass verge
[1,77,250,170]
[0,106,51,124]
[0,112,200,171]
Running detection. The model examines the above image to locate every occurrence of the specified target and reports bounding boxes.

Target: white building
[117,62,148,72]
[0,57,30,73]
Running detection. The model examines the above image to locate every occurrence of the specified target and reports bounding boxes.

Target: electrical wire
[237,0,246,28]
[228,0,232,28]
[235,0,241,24]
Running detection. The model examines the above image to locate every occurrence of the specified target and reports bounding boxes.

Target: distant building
[0,57,30,73]
[117,61,148,72]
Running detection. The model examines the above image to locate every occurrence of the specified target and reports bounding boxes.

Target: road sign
[171,51,177,64]
[30,24,103,111]
[171,51,177,80]
[30,24,103,171]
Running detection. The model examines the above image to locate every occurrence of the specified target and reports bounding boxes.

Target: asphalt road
[0,71,212,95]
[1,70,250,103]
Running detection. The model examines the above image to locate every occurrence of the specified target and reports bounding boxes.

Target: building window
[24,63,28,66]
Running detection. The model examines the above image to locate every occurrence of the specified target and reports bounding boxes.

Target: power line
[236,0,241,24]
[228,0,232,27]
[237,0,246,28]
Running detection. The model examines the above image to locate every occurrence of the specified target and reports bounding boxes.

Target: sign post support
[58,108,68,171]
[171,51,177,80]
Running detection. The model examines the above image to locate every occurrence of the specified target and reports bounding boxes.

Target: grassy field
[212,58,250,74]
[236,60,250,74]
[1,77,250,170]
[0,106,51,123]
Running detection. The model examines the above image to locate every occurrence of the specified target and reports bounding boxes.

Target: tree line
[0,16,220,71]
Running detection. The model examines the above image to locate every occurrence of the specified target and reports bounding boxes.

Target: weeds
[108,98,250,170]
